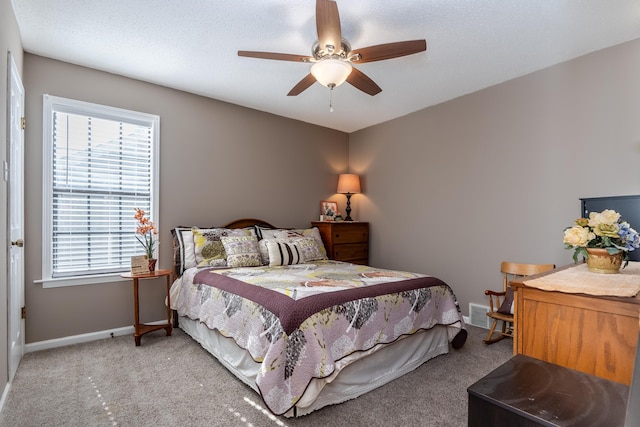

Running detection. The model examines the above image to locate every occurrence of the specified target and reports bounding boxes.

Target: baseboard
[24,320,169,353]
[463,315,470,325]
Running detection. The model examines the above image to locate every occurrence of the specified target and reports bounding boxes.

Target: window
[41,95,159,287]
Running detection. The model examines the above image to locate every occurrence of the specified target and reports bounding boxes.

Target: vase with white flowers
[563,209,640,273]
[134,208,158,271]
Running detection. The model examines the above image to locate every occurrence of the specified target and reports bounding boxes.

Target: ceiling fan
[238,0,427,97]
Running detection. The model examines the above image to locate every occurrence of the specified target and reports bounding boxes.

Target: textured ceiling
[11,0,640,133]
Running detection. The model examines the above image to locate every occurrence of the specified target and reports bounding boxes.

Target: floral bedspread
[176,260,466,415]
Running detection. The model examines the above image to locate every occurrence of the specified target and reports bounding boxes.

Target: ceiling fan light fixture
[311,59,352,88]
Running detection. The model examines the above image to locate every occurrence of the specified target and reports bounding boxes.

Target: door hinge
[21,306,26,319]
[20,117,26,130]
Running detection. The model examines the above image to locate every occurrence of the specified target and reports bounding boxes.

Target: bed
[169,218,467,417]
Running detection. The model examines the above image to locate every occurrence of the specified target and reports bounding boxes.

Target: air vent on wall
[469,303,490,329]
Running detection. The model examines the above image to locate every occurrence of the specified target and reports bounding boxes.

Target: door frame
[7,51,25,382]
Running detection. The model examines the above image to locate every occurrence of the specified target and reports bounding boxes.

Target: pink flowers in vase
[134,208,158,260]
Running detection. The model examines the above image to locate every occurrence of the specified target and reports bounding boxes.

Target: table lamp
[337,174,361,221]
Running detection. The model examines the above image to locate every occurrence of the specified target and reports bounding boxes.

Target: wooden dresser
[511,265,640,385]
[311,221,369,265]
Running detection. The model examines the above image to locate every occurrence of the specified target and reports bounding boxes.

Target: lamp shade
[311,59,353,88]
[337,174,361,194]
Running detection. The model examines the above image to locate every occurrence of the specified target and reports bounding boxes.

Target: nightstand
[311,221,369,264]
[121,269,173,346]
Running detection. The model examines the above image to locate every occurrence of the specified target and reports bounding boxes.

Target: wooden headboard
[223,218,276,229]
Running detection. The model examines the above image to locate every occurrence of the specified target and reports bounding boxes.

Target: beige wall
[1,0,23,399]
[349,38,640,318]
[23,54,349,343]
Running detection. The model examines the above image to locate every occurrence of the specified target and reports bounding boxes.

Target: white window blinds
[43,95,159,282]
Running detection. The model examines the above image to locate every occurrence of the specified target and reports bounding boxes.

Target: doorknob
[11,239,23,247]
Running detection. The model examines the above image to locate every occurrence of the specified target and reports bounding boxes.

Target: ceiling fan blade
[346,68,382,96]
[350,40,427,63]
[287,74,317,96]
[316,0,342,54]
[238,51,313,63]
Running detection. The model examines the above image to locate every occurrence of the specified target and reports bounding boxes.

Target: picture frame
[320,200,339,221]
[130,255,150,275]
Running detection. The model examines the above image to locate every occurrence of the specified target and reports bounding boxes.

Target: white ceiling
[11,0,640,133]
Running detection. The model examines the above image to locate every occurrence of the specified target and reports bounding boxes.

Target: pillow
[273,227,328,260]
[192,227,250,267]
[221,235,262,268]
[171,226,198,276]
[265,240,304,266]
[497,288,515,315]
[272,229,303,239]
[255,226,328,261]
[300,227,328,259]
[258,238,287,265]
[254,225,279,240]
[288,236,326,262]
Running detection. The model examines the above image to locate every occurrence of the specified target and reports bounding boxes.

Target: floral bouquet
[134,208,158,259]
[563,209,640,265]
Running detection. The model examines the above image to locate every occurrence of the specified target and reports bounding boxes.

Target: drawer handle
[335,234,340,238]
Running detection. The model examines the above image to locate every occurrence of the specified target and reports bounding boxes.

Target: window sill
[35,273,130,288]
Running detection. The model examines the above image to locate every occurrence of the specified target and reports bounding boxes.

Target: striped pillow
[171,227,197,276]
[266,240,303,266]
[259,238,286,265]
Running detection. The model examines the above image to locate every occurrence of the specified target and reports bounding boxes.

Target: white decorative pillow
[192,227,249,267]
[221,235,262,268]
[266,240,304,266]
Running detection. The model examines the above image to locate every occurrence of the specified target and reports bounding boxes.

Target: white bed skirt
[179,315,453,417]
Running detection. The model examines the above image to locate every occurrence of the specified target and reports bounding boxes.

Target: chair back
[500,261,555,292]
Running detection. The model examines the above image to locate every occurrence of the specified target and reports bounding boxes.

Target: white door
[7,52,25,381]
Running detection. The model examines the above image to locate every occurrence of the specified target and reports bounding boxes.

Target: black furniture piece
[581,195,640,261]
[467,355,629,427]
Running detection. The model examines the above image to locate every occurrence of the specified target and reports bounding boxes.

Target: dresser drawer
[334,243,368,262]
[331,224,369,244]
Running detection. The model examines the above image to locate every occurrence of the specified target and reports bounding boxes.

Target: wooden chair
[483,261,555,345]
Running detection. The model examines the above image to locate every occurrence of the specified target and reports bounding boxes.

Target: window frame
[39,94,160,288]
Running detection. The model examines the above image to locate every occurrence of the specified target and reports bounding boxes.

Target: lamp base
[344,193,353,221]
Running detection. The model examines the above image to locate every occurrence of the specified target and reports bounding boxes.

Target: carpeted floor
[0,325,512,427]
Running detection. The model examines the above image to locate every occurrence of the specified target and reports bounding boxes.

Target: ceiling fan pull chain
[329,85,335,112]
